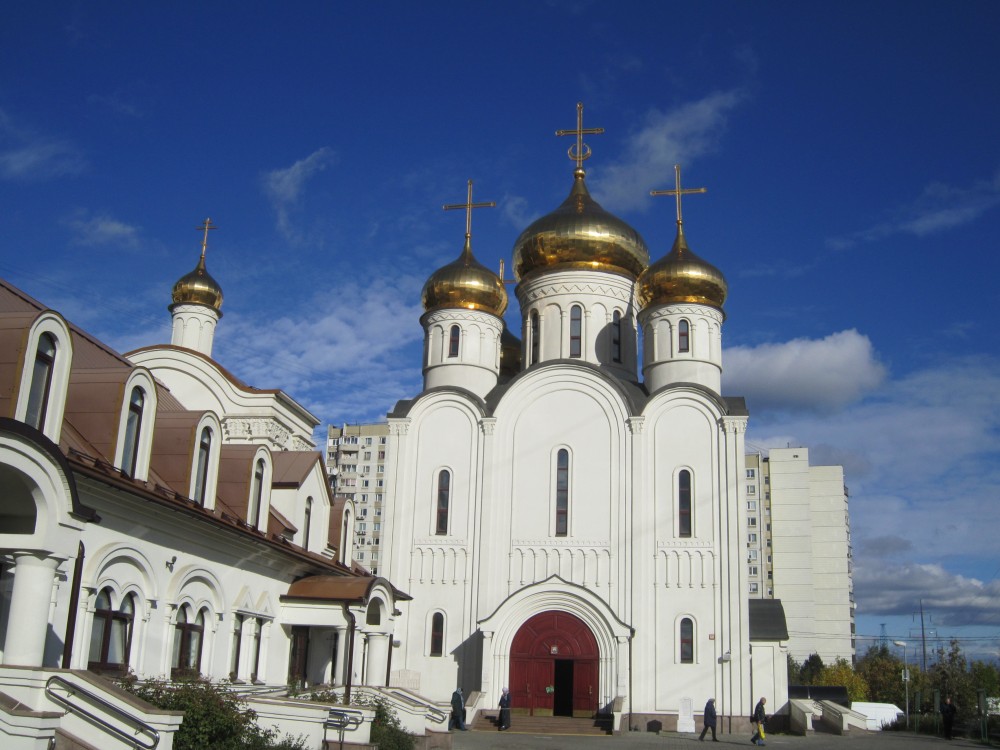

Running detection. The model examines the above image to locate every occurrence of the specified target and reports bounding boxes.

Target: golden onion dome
[636,225,727,310]
[171,253,224,311]
[511,169,649,282]
[421,237,508,317]
[499,326,522,377]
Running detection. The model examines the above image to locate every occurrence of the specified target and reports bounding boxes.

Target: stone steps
[473,712,612,735]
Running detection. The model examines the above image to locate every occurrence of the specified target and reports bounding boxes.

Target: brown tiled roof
[271,451,322,487]
[215,444,259,524]
[0,311,40,419]
[269,505,298,536]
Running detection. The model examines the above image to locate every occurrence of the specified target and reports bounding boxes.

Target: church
[382,106,789,730]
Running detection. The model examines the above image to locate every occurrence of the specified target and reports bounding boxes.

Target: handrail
[373,686,448,723]
[45,675,160,749]
[326,708,364,730]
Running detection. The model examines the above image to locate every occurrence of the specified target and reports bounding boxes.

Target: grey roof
[749,599,789,642]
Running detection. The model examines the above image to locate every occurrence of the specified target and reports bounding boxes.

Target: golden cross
[443,180,495,239]
[650,165,706,227]
[195,218,217,259]
[556,102,604,170]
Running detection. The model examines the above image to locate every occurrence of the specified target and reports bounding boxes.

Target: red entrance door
[509,611,599,717]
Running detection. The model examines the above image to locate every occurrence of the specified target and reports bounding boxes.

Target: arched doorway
[509,611,599,717]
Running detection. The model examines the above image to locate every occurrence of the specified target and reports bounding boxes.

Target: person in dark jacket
[941,696,958,740]
[450,688,467,731]
[698,698,718,741]
[751,697,767,746]
[498,687,512,731]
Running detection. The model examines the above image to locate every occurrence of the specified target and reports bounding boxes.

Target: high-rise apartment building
[326,423,390,575]
[746,448,855,663]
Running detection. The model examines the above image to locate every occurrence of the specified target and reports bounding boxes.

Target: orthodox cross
[196,218,217,259]
[443,180,495,240]
[556,102,604,170]
[650,165,706,227]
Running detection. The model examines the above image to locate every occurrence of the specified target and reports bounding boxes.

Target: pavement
[451,728,986,750]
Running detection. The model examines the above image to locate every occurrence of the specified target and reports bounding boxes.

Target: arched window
[430,612,445,657]
[678,469,692,538]
[569,305,582,358]
[121,387,145,477]
[678,320,690,353]
[555,449,569,536]
[230,613,245,679]
[341,511,350,564]
[302,497,313,550]
[193,427,212,506]
[25,333,56,430]
[172,605,206,677]
[530,311,540,365]
[611,311,622,363]
[88,588,135,672]
[248,458,265,528]
[680,617,694,663]
[435,470,450,535]
[448,325,460,358]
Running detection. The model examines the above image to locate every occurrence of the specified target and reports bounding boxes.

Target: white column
[365,632,391,686]
[334,626,348,685]
[3,553,61,667]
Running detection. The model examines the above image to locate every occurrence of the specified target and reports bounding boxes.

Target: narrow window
[680,617,694,663]
[430,612,444,657]
[173,605,206,677]
[611,311,622,363]
[303,497,313,549]
[250,618,263,682]
[448,325,460,358]
[530,310,540,365]
[678,320,690,353]
[231,613,245,679]
[435,470,450,535]
[678,470,692,537]
[121,387,145,477]
[569,305,582,358]
[193,427,212,506]
[555,449,569,536]
[248,458,265,528]
[25,333,56,430]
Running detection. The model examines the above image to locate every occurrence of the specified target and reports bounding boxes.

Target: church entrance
[509,611,599,717]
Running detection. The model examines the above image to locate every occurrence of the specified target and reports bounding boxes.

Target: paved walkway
[452,728,984,750]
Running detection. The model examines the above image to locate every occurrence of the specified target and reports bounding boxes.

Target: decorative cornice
[656,540,715,550]
[639,304,725,324]
[480,418,497,436]
[519,280,634,305]
[423,309,504,327]
[719,416,748,434]
[627,416,645,434]
[222,417,302,450]
[414,538,467,547]
[388,419,411,436]
[512,540,611,549]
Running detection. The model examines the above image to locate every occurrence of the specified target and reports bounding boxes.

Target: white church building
[0,229,409,749]
[382,114,790,731]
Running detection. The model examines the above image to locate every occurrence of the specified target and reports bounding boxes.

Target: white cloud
[592,90,746,213]
[724,329,886,413]
[0,109,86,181]
[261,147,337,238]
[854,563,1000,626]
[64,210,140,247]
[828,168,1000,249]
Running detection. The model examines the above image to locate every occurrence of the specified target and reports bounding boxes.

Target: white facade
[765,447,855,663]
[381,165,790,730]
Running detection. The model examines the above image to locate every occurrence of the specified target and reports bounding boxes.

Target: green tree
[928,639,975,719]
[787,654,803,685]
[970,660,1000,699]
[857,644,905,705]
[818,658,869,702]
[799,653,825,685]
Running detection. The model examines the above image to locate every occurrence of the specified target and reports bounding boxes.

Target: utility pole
[920,600,927,672]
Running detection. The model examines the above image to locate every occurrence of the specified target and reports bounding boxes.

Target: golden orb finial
[170,217,224,311]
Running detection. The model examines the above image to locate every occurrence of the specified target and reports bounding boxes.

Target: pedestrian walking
[698,697,718,741]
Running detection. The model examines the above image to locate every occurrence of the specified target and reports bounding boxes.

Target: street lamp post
[893,640,909,729]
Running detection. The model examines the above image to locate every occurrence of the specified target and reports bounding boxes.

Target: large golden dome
[512,169,649,282]
[636,225,727,310]
[171,253,224,311]
[421,238,508,317]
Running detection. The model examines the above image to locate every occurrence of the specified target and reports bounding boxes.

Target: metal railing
[44,675,160,749]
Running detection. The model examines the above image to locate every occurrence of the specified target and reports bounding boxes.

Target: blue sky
[2,2,998,662]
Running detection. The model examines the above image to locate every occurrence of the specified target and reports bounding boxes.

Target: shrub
[118,675,306,750]
[351,694,416,750]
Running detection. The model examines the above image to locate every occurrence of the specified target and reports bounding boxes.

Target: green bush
[118,676,306,750]
[351,694,416,750]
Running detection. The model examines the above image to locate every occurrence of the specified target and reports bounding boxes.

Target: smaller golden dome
[171,254,224,311]
[636,225,727,310]
[421,238,508,317]
[512,169,649,282]
[499,326,522,378]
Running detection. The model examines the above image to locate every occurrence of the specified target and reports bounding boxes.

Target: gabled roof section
[282,574,411,603]
[272,450,323,488]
